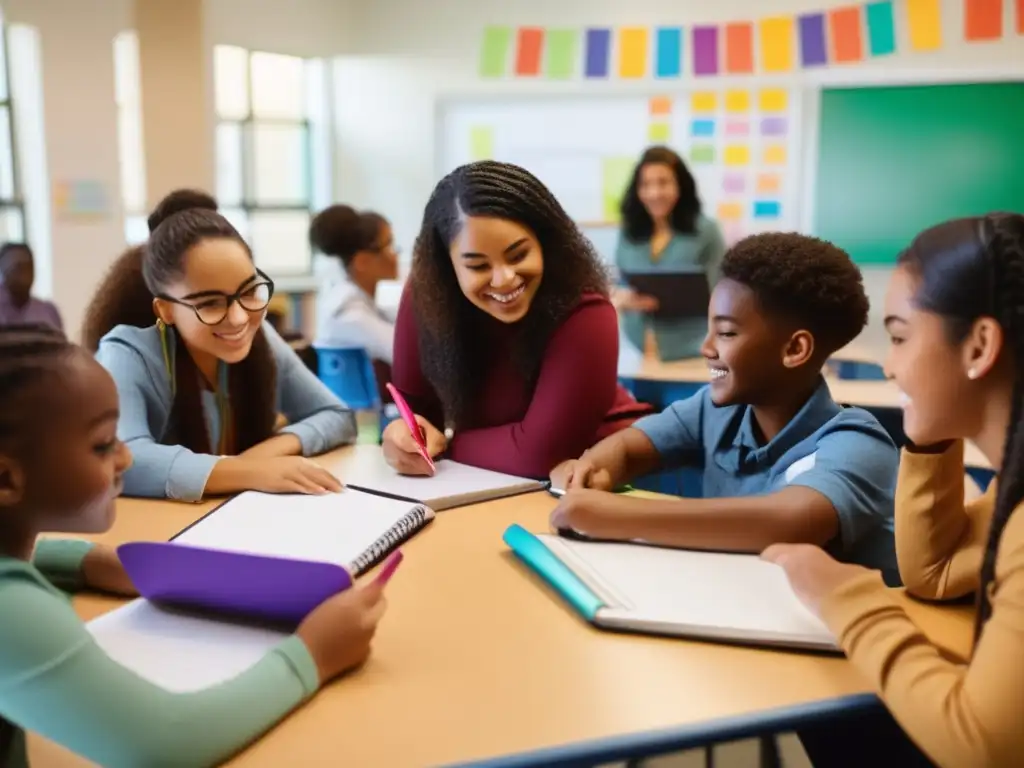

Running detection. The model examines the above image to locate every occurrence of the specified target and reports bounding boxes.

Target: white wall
[332,0,1024,356]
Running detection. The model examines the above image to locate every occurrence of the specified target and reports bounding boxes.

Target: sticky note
[691,92,717,112]
[759,89,788,112]
[763,145,787,165]
[718,202,743,221]
[965,0,1003,41]
[648,122,671,142]
[907,0,942,51]
[830,6,865,63]
[584,28,612,77]
[865,1,897,56]
[690,145,715,164]
[759,17,795,72]
[649,96,672,116]
[691,119,715,137]
[693,26,719,75]
[725,120,750,137]
[757,173,782,193]
[619,27,649,78]
[724,145,751,166]
[724,23,754,73]
[514,28,544,76]
[1018,0,1024,34]
[725,90,750,113]
[723,174,745,194]
[761,117,787,136]
[754,200,781,218]
[798,13,828,67]
[469,126,494,160]
[545,29,579,79]
[655,27,683,77]
[480,26,512,77]
[601,157,636,222]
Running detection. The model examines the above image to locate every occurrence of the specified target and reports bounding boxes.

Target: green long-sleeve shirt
[1,539,319,768]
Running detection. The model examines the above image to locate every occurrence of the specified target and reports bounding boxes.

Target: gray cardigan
[95,322,357,501]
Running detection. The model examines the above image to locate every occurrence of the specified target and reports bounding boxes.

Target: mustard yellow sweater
[819,440,1019,768]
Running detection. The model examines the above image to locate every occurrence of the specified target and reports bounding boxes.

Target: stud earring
[967,368,978,380]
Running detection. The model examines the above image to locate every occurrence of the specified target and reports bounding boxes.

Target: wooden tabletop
[29,447,975,768]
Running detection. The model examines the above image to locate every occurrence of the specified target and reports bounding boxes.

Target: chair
[314,346,399,441]
[830,359,887,381]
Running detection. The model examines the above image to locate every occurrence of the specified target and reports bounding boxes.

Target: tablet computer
[620,270,711,320]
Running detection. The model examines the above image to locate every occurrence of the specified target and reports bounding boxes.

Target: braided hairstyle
[407,160,609,428]
[81,192,277,455]
[620,146,702,241]
[898,212,1024,642]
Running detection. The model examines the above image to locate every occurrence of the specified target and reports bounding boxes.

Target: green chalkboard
[815,82,1024,265]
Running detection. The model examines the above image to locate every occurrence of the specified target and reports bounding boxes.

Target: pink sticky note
[725,120,750,137]
[723,174,745,194]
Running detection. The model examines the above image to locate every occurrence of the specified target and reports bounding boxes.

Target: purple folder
[117,541,353,625]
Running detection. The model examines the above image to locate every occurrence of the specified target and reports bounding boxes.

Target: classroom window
[113,31,148,245]
[214,45,332,278]
[0,21,25,246]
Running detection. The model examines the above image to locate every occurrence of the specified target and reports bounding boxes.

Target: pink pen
[373,551,404,586]
[386,382,436,473]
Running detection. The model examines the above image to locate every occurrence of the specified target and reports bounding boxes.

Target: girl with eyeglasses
[82,190,357,501]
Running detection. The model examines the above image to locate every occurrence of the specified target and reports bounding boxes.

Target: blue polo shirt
[631,377,898,579]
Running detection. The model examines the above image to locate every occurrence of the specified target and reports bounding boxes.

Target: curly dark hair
[720,232,869,356]
[81,190,277,455]
[309,204,387,269]
[620,146,702,242]
[408,160,610,428]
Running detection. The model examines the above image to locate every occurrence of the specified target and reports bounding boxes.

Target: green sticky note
[648,122,671,142]
[545,29,578,79]
[469,126,494,160]
[480,26,512,78]
[601,156,636,223]
[690,144,715,163]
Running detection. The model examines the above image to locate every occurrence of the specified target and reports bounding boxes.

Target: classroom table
[29,446,975,768]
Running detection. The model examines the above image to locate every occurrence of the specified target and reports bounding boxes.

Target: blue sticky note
[754,200,781,218]
[655,27,683,78]
[691,119,715,137]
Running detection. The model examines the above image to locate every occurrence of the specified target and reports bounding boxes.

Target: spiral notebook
[503,525,839,653]
[116,488,432,624]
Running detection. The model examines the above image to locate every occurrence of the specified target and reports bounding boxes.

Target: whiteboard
[437,88,805,249]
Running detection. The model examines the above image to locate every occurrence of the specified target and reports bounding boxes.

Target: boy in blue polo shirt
[550,232,898,583]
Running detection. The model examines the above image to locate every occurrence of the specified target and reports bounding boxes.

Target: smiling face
[636,162,680,223]
[447,215,544,323]
[153,238,268,366]
[701,278,812,406]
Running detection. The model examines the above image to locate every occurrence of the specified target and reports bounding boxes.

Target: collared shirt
[632,377,898,577]
[315,277,395,364]
[0,288,63,331]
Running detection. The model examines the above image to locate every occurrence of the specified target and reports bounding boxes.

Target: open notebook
[117,488,430,624]
[344,449,545,510]
[503,525,839,653]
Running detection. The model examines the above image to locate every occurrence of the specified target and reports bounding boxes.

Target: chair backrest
[830,360,887,381]
[314,346,380,411]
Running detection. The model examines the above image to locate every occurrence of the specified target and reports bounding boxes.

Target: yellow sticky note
[756,173,781,194]
[691,91,717,113]
[907,0,942,51]
[648,122,671,142]
[601,156,637,222]
[763,145,787,165]
[724,145,751,167]
[760,17,795,72]
[725,90,751,113]
[759,89,788,112]
[718,202,744,221]
[619,27,649,78]
[469,126,494,160]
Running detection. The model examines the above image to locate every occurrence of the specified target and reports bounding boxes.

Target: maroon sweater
[392,289,650,478]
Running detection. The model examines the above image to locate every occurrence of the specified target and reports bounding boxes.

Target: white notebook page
[173,488,418,568]
[545,537,832,640]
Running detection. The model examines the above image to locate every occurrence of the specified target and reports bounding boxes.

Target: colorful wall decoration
[479,0,1021,79]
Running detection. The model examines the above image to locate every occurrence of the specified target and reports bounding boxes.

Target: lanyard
[158,322,231,454]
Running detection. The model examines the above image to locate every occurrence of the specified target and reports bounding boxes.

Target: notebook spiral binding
[349,504,433,574]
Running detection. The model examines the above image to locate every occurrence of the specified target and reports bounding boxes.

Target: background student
[551,233,898,580]
[383,160,653,479]
[83,191,357,501]
[766,213,1024,767]
[311,204,399,366]
[0,243,63,331]
[0,324,387,768]
[614,146,726,361]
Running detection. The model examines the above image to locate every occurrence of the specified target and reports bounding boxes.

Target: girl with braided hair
[383,160,653,479]
[765,213,1024,767]
[0,325,388,768]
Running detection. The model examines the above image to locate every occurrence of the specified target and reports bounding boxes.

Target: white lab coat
[315,276,396,364]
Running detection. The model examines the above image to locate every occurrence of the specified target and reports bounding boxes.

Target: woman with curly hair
[382,161,652,479]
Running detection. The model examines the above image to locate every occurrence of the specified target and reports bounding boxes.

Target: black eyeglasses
[158,271,276,326]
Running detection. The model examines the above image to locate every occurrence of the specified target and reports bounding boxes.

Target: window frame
[0,24,26,242]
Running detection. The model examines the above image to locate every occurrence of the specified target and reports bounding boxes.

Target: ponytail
[81,246,154,351]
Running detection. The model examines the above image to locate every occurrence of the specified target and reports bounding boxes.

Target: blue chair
[831,359,887,381]
[314,346,380,411]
